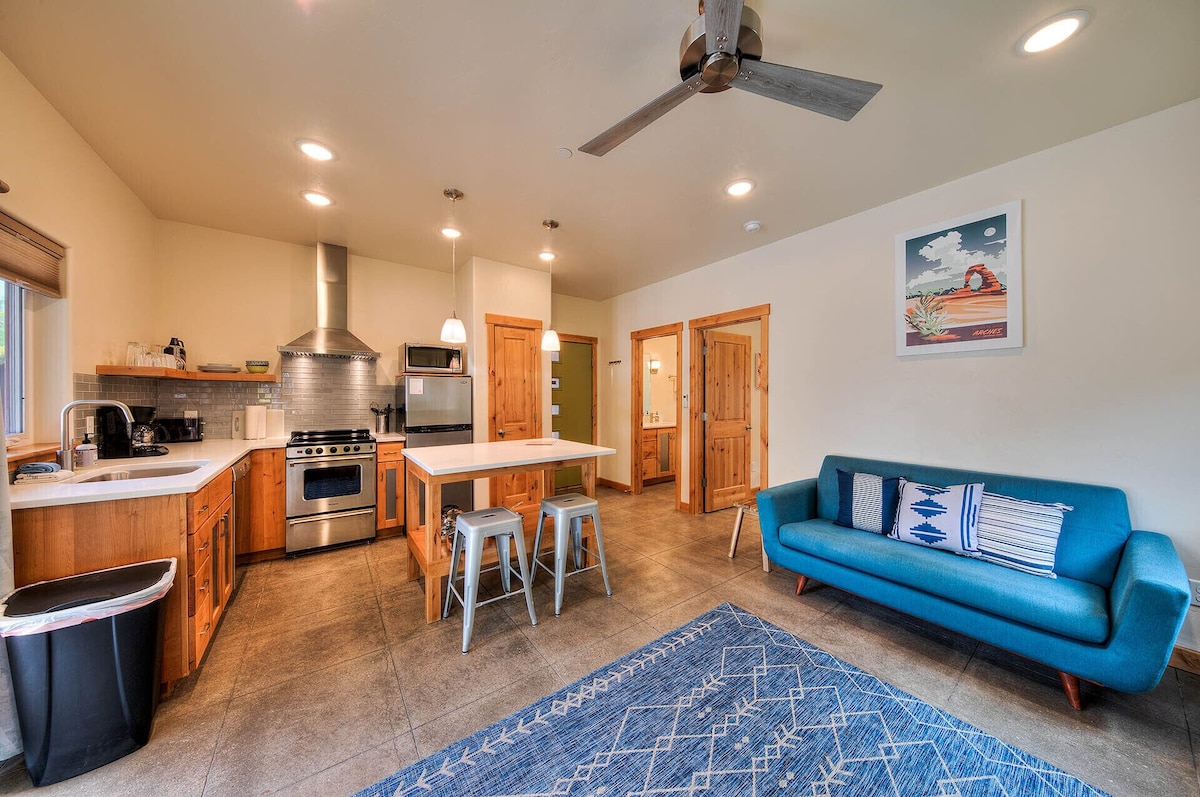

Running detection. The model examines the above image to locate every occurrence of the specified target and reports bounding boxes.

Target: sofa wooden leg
[1059,672,1083,710]
[796,575,809,595]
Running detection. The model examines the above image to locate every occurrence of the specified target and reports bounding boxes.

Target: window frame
[2,279,30,446]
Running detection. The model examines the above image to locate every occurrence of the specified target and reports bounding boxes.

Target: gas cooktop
[286,429,375,459]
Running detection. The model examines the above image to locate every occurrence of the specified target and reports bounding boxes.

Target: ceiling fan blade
[733,59,882,121]
[705,0,745,55]
[579,73,706,157]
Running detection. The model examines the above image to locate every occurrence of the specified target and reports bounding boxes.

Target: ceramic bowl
[245,360,269,373]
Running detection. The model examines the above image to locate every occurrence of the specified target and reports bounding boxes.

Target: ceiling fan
[579,0,882,157]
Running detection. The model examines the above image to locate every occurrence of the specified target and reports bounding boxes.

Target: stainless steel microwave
[403,343,465,374]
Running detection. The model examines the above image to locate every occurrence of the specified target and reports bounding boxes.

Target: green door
[552,340,594,492]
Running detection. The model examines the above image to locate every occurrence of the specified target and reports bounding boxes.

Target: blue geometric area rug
[357,603,1108,796]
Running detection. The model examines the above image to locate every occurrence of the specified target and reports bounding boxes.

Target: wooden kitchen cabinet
[240,447,286,560]
[12,495,192,686]
[188,489,232,667]
[640,426,677,483]
[11,466,237,689]
[376,441,406,536]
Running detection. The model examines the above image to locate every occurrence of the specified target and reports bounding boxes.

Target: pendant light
[440,188,467,344]
[540,219,561,352]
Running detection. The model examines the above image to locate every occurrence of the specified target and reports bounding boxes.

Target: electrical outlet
[1190,579,1200,607]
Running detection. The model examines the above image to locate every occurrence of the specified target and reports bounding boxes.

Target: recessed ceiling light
[296,139,335,161]
[1017,10,1090,54]
[539,251,556,262]
[441,226,462,239]
[743,220,762,233]
[725,179,755,197]
[302,191,333,207]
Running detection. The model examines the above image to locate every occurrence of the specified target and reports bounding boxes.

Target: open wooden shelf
[96,365,277,383]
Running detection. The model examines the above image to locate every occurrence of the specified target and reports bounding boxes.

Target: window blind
[0,209,64,298]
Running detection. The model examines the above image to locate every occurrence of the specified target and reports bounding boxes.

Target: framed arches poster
[896,201,1022,356]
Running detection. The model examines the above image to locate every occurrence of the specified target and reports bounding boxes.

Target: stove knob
[305,447,313,455]
[316,447,324,454]
[353,445,361,452]
[342,445,350,453]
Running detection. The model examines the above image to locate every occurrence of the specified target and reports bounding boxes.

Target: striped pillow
[834,470,903,533]
[976,493,1072,578]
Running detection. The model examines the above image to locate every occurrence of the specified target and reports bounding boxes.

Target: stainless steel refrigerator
[398,374,474,517]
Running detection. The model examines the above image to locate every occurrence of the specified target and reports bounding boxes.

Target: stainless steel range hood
[278,242,380,359]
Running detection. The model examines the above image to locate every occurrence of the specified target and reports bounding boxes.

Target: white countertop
[10,438,289,510]
[374,433,407,443]
[403,438,615,476]
[642,421,677,429]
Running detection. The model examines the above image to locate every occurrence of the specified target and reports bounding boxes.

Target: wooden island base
[403,440,613,623]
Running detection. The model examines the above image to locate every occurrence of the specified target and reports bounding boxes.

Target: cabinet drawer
[189,552,214,664]
[187,526,214,574]
[189,553,213,616]
[190,591,214,665]
[188,469,232,530]
[377,442,406,463]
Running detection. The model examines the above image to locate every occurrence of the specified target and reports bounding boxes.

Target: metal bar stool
[443,507,537,653]
[728,500,770,572]
[531,493,612,616]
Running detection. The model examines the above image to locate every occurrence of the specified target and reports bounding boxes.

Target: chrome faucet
[59,399,133,469]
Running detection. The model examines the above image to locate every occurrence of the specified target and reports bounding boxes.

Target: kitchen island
[404,438,616,623]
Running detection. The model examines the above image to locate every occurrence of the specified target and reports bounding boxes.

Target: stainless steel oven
[285,429,376,554]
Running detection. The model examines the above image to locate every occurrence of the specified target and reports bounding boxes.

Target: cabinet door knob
[200,503,209,513]
[200,622,211,636]
[198,541,210,553]
[199,579,210,594]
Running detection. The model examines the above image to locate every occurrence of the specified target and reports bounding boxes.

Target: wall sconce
[649,359,661,374]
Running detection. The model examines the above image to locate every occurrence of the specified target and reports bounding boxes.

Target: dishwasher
[231,454,251,588]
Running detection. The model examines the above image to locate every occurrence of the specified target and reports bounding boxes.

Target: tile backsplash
[73,356,396,441]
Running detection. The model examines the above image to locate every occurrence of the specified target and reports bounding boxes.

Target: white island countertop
[10,437,290,510]
[403,438,615,476]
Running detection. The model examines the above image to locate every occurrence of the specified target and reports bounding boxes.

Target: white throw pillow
[889,480,984,556]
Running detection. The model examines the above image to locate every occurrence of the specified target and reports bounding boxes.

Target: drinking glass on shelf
[126,342,147,367]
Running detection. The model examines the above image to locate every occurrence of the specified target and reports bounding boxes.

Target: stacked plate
[197,363,241,373]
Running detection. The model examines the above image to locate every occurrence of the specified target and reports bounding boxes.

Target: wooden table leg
[405,464,422,582]
[729,506,745,559]
[424,479,444,623]
[581,458,596,497]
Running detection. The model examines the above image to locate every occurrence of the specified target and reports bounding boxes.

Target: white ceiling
[1,1,1197,300]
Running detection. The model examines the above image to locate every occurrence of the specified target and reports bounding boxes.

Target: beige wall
[603,99,1200,619]
[0,49,158,438]
[153,221,453,384]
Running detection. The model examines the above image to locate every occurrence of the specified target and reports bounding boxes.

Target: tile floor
[2,483,1199,795]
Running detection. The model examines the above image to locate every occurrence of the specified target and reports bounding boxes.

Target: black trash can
[0,558,176,787]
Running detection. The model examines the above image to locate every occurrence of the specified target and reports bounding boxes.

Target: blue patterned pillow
[976,492,1072,578]
[835,469,903,534]
[889,480,984,555]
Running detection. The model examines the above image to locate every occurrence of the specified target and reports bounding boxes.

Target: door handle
[746,425,752,431]
[497,429,505,437]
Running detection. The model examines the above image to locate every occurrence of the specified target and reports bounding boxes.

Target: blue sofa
[756,455,1190,709]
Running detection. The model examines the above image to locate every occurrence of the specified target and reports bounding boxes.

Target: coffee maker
[96,405,168,459]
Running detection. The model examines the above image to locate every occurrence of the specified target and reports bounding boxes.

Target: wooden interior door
[488,318,543,516]
[703,329,752,511]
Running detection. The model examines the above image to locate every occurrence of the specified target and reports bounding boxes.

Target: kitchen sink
[70,462,208,483]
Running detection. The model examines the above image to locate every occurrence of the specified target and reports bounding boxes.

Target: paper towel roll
[244,405,266,440]
[266,409,284,438]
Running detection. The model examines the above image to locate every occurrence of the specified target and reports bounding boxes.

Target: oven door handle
[288,507,375,525]
[287,454,375,466]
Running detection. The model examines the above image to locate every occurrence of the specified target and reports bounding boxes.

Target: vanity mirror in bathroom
[642,346,676,427]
